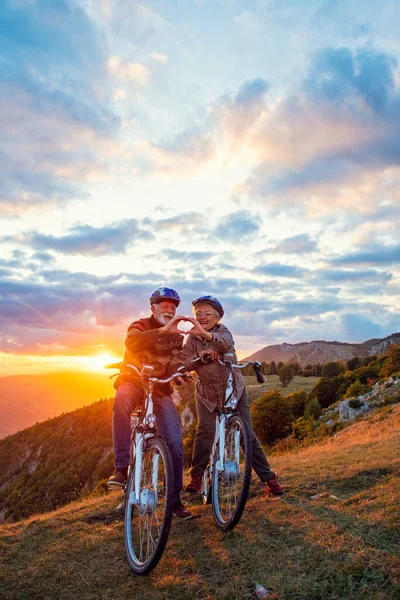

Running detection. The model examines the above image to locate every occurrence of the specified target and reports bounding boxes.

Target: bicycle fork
[216,413,241,478]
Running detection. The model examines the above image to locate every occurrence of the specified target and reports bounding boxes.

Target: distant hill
[245,332,400,367]
[0,372,115,439]
[0,399,113,523]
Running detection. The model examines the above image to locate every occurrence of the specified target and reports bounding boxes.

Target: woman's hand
[159,316,193,336]
[186,320,208,337]
[198,349,221,361]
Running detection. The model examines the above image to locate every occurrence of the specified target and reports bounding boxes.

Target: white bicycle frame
[125,363,178,507]
[201,356,262,502]
[203,361,242,497]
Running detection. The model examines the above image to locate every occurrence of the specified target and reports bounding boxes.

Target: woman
[181,295,284,497]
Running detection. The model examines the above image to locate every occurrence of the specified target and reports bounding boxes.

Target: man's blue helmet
[192,295,224,318]
[150,287,181,307]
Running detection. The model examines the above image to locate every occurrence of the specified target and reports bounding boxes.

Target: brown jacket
[181,323,245,412]
[115,315,184,398]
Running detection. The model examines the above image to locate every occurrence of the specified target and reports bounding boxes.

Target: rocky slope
[245,333,400,368]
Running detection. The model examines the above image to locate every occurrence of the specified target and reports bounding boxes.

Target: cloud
[18,220,154,255]
[234,45,400,213]
[330,243,400,266]
[135,77,269,173]
[0,0,120,214]
[305,46,397,113]
[273,233,318,254]
[165,250,214,262]
[316,268,393,284]
[340,312,392,340]
[107,56,150,85]
[254,263,307,278]
[215,210,261,241]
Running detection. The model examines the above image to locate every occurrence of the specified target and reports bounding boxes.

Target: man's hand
[159,316,194,336]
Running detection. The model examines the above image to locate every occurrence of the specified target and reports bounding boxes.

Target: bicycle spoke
[124,437,173,574]
[212,415,252,530]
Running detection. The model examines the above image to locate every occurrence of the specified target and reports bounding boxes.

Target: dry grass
[244,375,320,401]
[1,406,399,600]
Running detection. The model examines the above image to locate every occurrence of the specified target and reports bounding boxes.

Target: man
[181,295,285,497]
[107,286,193,519]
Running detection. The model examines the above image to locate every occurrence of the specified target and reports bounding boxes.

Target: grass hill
[0,375,321,524]
[0,371,114,439]
[1,403,399,600]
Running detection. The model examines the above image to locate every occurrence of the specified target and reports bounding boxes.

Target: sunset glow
[0,1,399,376]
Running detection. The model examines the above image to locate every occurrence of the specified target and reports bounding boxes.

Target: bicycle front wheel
[124,436,173,574]
[211,414,252,531]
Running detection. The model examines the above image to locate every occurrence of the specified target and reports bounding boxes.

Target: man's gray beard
[158,313,174,326]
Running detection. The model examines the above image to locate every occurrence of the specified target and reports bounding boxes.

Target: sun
[84,352,120,372]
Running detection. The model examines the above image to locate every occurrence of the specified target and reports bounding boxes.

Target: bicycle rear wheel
[124,436,173,574]
[211,414,252,531]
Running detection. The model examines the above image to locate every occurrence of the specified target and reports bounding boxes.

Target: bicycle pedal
[107,481,126,490]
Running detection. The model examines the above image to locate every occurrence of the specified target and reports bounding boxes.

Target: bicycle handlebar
[105,362,197,385]
[190,354,266,384]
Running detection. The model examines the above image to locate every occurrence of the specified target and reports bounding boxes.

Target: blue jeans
[112,382,184,504]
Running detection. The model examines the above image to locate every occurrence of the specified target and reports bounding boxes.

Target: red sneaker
[184,474,202,494]
[265,474,284,496]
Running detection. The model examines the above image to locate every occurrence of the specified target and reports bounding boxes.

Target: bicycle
[106,362,188,575]
[191,354,265,531]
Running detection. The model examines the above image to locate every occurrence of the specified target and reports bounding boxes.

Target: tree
[270,361,277,375]
[379,344,400,378]
[286,390,308,418]
[310,375,344,408]
[278,364,295,387]
[346,356,361,371]
[344,380,369,399]
[304,397,322,420]
[251,390,295,446]
[261,362,270,375]
[321,361,345,378]
[290,362,302,376]
[353,364,380,384]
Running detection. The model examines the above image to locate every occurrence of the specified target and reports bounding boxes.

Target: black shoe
[172,501,193,520]
[107,468,128,489]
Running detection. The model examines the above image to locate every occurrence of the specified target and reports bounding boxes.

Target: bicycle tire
[211,414,252,531]
[124,436,173,574]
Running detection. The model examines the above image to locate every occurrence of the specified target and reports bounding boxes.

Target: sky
[0,0,399,375]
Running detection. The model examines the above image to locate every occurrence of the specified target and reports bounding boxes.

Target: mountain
[0,371,115,439]
[0,399,113,523]
[245,332,400,367]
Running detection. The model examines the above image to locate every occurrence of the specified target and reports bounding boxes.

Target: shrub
[379,344,400,378]
[304,397,322,420]
[346,356,362,371]
[321,361,345,378]
[292,416,314,440]
[251,390,295,446]
[348,398,363,409]
[353,365,380,384]
[344,380,369,399]
[310,375,345,408]
[285,390,308,418]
